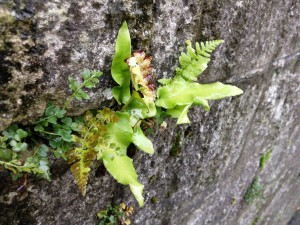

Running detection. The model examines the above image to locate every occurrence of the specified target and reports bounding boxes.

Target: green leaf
[2,125,18,138]
[82,69,91,80]
[55,108,66,118]
[111,21,131,104]
[166,104,192,124]
[48,116,58,124]
[103,153,144,207]
[105,112,133,155]
[175,40,224,81]
[36,144,49,157]
[126,91,156,120]
[9,140,27,152]
[14,129,28,141]
[61,117,72,126]
[78,90,90,100]
[84,81,95,88]
[129,183,144,207]
[74,92,83,100]
[132,126,154,154]
[56,129,73,142]
[156,81,243,109]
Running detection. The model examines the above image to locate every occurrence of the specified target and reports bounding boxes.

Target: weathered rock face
[0,0,299,225]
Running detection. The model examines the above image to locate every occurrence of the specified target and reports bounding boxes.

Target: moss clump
[244,176,263,205]
[259,149,272,170]
[169,131,182,157]
[150,196,158,204]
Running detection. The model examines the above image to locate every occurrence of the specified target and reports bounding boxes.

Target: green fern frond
[68,147,96,196]
[175,39,224,81]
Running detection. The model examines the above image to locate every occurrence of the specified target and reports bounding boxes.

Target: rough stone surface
[0,0,299,225]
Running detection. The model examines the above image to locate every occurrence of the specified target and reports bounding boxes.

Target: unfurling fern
[175,40,224,82]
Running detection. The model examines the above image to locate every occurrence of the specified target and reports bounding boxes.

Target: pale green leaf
[166,104,192,124]
[129,183,144,207]
[132,127,154,154]
[103,153,144,206]
[105,112,133,155]
[156,81,243,109]
[111,21,131,104]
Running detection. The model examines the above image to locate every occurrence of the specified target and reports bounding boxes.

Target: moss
[149,175,157,185]
[169,131,182,157]
[251,217,260,225]
[244,176,263,205]
[150,196,158,204]
[259,149,272,170]
[0,8,14,26]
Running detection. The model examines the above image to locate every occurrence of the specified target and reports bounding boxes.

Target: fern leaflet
[68,147,96,196]
[175,40,224,82]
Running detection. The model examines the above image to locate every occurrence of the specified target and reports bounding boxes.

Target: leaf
[2,125,18,138]
[129,183,144,207]
[156,81,243,109]
[82,69,91,80]
[61,117,72,126]
[175,40,224,81]
[56,129,72,142]
[166,104,192,124]
[132,126,154,154]
[68,148,97,196]
[14,129,28,141]
[102,152,144,207]
[104,112,133,155]
[111,21,131,104]
[9,140,28,152]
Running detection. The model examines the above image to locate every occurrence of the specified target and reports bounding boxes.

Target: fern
[68,147,96,196]
[175,40,224,82]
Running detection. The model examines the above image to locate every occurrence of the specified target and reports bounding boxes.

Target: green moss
[169,131,182,157]
[244,176,263,205]
[150,196,158,204]
[149,175,157,185]
[259,149,272,170]
[251,217,260,225]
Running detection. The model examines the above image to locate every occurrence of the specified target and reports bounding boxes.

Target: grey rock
[0,0,299,225]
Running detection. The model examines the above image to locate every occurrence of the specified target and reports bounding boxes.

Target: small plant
[244,176,263,204]
[259,149,272,170]
[97,203,133,225]
[0,21,243,207]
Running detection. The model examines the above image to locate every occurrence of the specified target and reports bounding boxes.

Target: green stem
[0,160,27,173]
[39,131,61,136]
[121,94,135,112]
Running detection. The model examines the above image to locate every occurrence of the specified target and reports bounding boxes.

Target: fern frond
[176,39,224,81]
[68,147,96,196]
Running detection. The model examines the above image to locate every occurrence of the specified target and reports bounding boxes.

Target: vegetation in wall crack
[244,176,263,205]
[259,149,272,170]
[97,202,133,225]
[0,21,243,207]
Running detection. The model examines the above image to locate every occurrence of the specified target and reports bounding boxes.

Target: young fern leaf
[102,152,144,207]
[156,40,243,124]
[175,40,224,82]
[111,21,132,104]
[68,147,97,196]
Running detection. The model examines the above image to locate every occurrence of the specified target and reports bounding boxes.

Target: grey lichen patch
[0,3,47,130]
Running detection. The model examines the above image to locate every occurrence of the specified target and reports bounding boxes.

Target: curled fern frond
[175,39,224,82]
